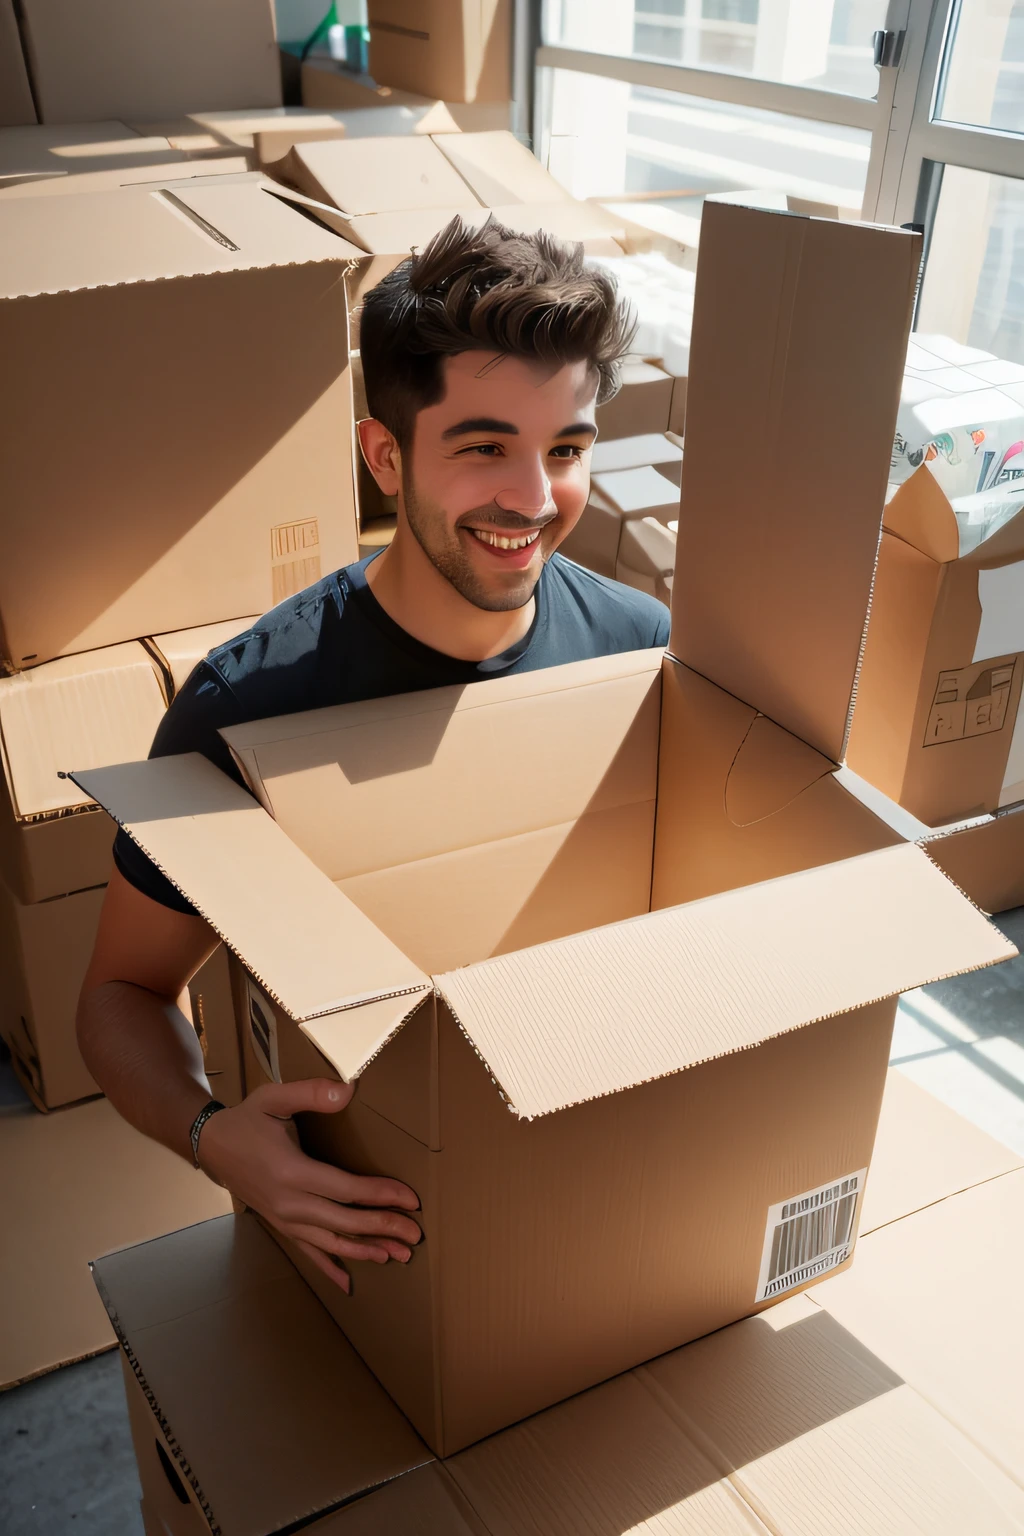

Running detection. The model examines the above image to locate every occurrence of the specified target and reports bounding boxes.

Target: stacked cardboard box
[74,205,1017,1458]
[0,170,366,1107]
[301,0,513,130]
[848,334,1024,911]
[15,0,282,124]
[98,1073,1024,1534]
[560,435,683,599]
[0,622,258,1110]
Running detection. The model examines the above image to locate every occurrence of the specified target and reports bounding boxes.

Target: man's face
[401,352,598,612]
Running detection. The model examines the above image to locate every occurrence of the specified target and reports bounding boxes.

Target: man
[77,215,671,1294]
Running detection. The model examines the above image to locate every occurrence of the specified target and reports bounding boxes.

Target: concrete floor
[2,906,1023,1533]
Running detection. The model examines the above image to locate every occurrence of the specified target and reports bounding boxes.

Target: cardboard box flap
[673,205,922,762]
[884,464,960,562]
[69,755,430,1021]
[0,643,167,819]
[221,649,663,881]
[0,179,347,300]
[433,843,1013,1120]
[433,130,569,206]
[725,713,834,825]
[279,135,481,216]
[300,992,432,1084]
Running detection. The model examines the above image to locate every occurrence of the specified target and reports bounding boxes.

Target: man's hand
[196,1078,422,1294]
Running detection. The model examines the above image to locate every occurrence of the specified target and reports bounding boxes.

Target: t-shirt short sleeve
[112,660,248,915]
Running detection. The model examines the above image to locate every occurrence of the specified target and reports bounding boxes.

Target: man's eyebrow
[555,422,598,440]
[441,417,519,440]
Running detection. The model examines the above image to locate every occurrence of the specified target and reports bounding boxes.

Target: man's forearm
[77,980,212,1162]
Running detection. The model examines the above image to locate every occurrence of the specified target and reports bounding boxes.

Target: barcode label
[755,1169,866,1303]
[247,981,280,1083]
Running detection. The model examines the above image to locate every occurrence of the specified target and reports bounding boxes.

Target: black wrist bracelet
[189,1099,226,1170]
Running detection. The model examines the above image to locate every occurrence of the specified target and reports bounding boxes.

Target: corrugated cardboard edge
[432,844,1017,1121]
[65,766,431,1036]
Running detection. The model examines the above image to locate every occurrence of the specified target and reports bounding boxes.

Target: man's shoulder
[205,569,349,695]
[545,553,671,648]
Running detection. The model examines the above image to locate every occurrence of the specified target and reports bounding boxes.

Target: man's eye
[550,444,584,460]
[458,443,502,457]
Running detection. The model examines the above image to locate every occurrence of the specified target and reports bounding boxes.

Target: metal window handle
[873,28,905,68]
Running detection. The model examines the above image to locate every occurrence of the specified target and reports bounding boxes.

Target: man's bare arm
[77,869,422,1291]
[78,870,220,1158]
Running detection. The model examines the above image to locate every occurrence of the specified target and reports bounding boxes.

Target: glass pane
[918,165,1024,365]
[937,0,1024,133]
[546,68,871,225]
[545,0,888,99]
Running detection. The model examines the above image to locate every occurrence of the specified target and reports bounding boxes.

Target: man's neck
[365,525,537,663]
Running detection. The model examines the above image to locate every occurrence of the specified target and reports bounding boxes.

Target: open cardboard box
[0,177,360,670]
[72,206,1017,1455]
[262,131,628,312]
[848,465,1024,823]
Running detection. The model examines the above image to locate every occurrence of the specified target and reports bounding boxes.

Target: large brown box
[848,464,1024,824]
[0,178,359,669]
[367,0,511,104]
[17,0,281,124]
[74,207,1014,1456]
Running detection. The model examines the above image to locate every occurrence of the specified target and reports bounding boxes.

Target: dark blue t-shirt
[115,552,670,912]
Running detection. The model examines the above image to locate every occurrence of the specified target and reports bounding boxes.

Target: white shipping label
[247,979,281,1084]
[974,560,1024,664]
[755,1169,866,1304]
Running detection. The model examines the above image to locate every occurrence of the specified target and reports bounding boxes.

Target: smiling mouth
[466,527,543,551]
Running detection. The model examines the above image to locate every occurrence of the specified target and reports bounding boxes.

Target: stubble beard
[401,472,546,614]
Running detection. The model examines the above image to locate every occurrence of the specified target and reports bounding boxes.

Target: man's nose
[493,458,556,519]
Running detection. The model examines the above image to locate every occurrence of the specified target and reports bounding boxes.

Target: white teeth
[470,528,541,550]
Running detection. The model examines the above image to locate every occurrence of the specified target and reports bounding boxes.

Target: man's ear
[358,418,402,497]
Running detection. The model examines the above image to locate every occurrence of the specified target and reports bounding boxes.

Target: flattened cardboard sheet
[434,843,1014,1119]
[812,1168,1024,1488]
[860,1068,1023,1234]
[0,1098,230,1388]
[672,205,922,762]
[70,755,429,1025]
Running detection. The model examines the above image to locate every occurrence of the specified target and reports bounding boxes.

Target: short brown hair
[358,215,635,447]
